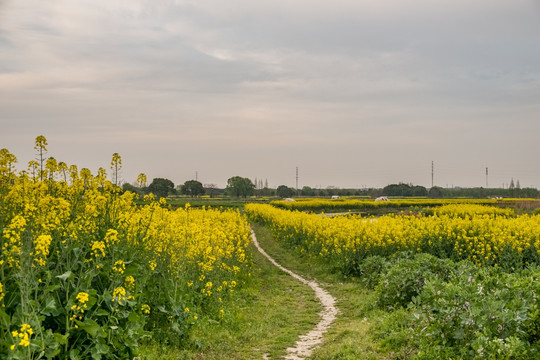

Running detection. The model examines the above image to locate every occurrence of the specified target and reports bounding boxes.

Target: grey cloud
[1,0,539,188]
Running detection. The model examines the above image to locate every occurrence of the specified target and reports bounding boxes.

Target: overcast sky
[1,0,539,189]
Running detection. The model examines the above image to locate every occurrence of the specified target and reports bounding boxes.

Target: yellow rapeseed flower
[33,234,52,266]
[113,260,126,274]
[11,324,33,349]
[125,275,135,289]
[76,292,89,304]
[112,286,127,305]
[141,304,151,314]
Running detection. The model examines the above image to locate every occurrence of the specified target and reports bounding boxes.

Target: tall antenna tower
[296,166,299,196]
[486,167,488,188]
[431,161,434,188]
[195,171,198,181]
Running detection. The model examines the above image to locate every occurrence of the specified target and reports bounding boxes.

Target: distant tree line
[123,177,177,198]
[122,177,539,200]
[382,183,428,197]
[122,176,259,199]
[427,186,538,199]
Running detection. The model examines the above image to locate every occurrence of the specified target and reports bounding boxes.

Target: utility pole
[486,167,488,188]
[195,171,198,181]
[431,161,434,188]
[296,166,299,196]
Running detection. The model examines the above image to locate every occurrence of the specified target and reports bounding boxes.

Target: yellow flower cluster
[433,204,514,218]
[76,292,89,304]
[112,260,126,274]
[70,292,90,322]
[1,215,27,269]
[121,201,252,295]
[0,281,4,305]
[141,304,150,314]
[33,234,52,266]
[10,324,33,349]
[271,197,538,213]
[104,229,119,245]
[112,286,128,305]
[125,276,135,290]
[246,204,540,269]
[90,240,106,259]
[271,197,503,211]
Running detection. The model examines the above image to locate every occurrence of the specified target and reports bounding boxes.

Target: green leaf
[0,308,10,325]
[76,319,104,338]
[45,284,61,293]
[53,332,69,345]
[95,342,109,354]
[56,271,72,281]
[128,311,141,323]
[93,309,109,317]
[40,297,58,316]
[453,328,465,340]
[69,349,81,360]
[91,347,102,360]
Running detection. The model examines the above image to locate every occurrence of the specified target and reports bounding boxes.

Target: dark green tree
[276,185,295,198]
[339,188,354,196]
[412,185,428,197]
[382,184,402,196]
[147,178,175,198]
[204,183,218,198]
[428,186,444,198]
[122,182,141,195]
[382,183,425,197]
[301,186,315,196]
[181,180,205,197]
[226,176,255,198]
[326,186,338,197]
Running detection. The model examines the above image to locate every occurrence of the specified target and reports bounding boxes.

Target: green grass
[139,224,390,359]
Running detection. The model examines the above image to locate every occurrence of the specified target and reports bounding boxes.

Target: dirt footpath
[251,230,339,359]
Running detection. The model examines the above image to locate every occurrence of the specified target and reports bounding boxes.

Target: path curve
[251,230,339,359]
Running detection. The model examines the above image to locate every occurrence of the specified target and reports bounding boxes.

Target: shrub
[375,253,454,309]
[410,264,540,359]
[357,256,389,290]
